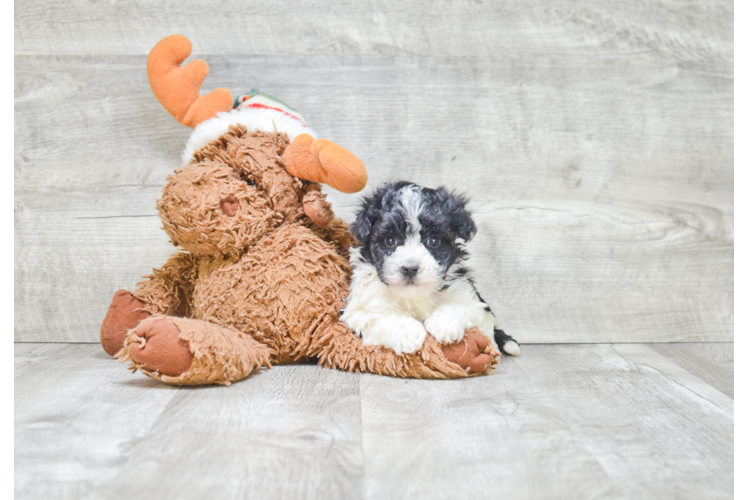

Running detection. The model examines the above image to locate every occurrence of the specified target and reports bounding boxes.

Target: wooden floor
[15,342,733,500]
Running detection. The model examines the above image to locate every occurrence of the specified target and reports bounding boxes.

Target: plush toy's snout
[219,196,238,217]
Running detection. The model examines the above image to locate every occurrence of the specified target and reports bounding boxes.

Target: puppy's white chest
[390,293,443,321]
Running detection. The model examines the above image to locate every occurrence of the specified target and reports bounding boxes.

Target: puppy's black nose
[401,265,419,279]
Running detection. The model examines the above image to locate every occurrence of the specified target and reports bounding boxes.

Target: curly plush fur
[102,126,499,385]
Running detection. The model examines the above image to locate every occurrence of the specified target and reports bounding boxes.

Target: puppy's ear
[436,187,477,242]
[350,188,384,243]
[349,205,375,242]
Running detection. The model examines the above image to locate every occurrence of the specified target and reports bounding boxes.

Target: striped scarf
[233,89,307,125]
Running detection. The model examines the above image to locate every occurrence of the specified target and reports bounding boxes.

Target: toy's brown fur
[106,126,499,385]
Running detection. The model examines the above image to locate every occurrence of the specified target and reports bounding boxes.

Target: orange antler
[283,134,368,193]
[147,35,234,129]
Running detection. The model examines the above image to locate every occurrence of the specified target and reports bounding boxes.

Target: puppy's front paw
[364,315,428,355]
[424,307,470,344]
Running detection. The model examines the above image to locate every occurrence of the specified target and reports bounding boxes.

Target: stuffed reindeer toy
[99,35,500,385]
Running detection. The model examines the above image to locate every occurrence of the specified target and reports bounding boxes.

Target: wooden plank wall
[14,0,733,343]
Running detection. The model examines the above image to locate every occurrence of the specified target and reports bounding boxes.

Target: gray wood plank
[15,343,734,500]
[90,366,363,500]
[649,342,734,398]
[14,344,182,500]
[14,0,733,59]
[359,344,733,500]
[14,343,68,379]
[14,186,177,343]
[14,344,364,500]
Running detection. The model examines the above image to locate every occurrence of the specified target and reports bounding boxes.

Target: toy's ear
[436,187,477,242]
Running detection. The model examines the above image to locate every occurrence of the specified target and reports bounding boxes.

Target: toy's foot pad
[100,289,151,356]
[129,317,194,376]
[441,328,498,374]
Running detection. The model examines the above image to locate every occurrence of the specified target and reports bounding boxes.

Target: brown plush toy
[100,35,500,385]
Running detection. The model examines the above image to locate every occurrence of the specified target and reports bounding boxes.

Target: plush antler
[147,35,234,129]
[283,134,368,193]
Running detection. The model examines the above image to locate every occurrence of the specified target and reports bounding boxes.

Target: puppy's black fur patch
[472,288,520,355]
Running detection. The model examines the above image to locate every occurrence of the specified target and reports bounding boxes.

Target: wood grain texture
[14,344,181,500]
[649,342,734,397]
[360,343,733,500]
[14,343,733,500]
[14,1,733,343]
[14,0,734,59]
[14,343,68,380]
[14,344,363,500]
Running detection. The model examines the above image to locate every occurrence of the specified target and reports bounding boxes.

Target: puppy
[341,181,520,357]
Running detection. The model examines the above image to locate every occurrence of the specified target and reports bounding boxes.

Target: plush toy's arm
[132,252,200,317]
[301,188,334,228]
[301,184,357,257]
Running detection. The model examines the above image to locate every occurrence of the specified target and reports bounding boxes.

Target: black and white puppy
[341,181,520,356]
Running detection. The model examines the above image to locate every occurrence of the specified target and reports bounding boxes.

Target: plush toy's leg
[116,315,272,386]
[282,134,368,194]
[100,289,151,356]
[101,253,198,356]
[312,321,499,378]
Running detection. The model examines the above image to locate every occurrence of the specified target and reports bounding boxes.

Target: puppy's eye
[246,179,257,187]
[384,236,399,248]
[425,236,441,248]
